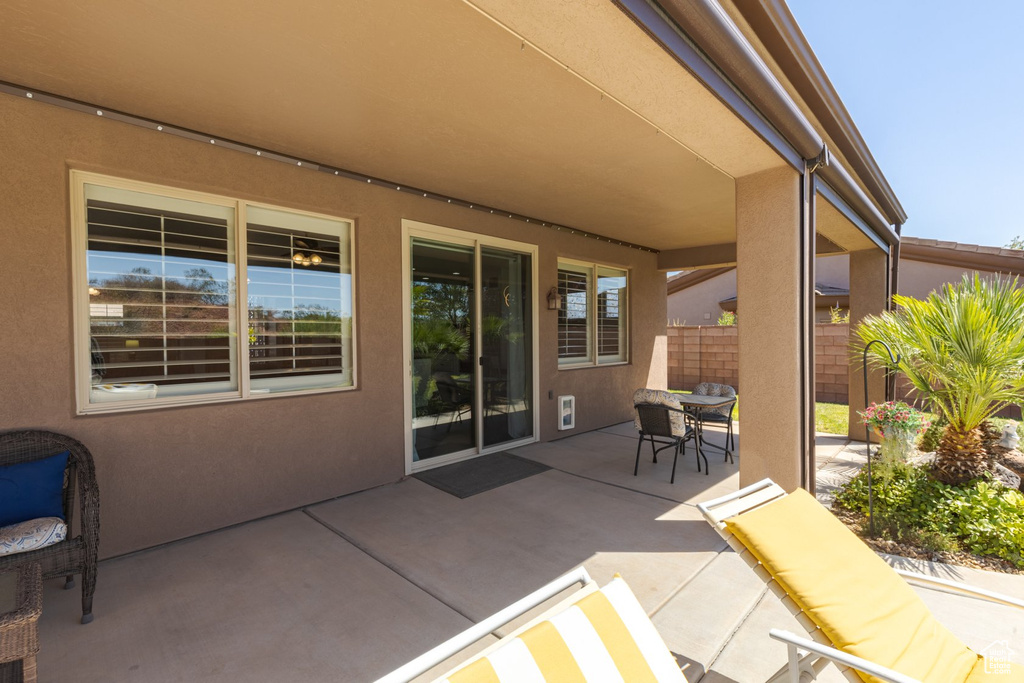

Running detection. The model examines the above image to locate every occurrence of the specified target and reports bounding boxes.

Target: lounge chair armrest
[376,567,593,683]
[769,629,921,683]
[896,569,1024,610]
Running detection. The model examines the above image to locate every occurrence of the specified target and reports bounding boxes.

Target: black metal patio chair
[632,388,701,483]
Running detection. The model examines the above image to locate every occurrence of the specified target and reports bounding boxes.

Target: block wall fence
[667,325,1022,419]
[667,324,851,403]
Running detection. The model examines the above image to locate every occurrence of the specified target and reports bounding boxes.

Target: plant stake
[863,339,900,536]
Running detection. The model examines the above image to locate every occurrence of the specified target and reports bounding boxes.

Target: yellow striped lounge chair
[698,479,1024,682]
[378,568,686,682]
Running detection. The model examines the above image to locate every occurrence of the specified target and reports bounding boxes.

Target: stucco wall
[0,93,665,557]
[667,253,852,325]
[666,270,737,325]
[897,259,987,300]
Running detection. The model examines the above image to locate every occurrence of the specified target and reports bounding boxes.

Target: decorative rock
[1000,421,1020,450]
[991,462,1022,490]
[998,449,1024,491]
[908,451,935,467]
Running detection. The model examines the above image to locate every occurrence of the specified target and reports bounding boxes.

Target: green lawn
[815,401,849,435]
[669,392,1020,438]
[673,389,847,434]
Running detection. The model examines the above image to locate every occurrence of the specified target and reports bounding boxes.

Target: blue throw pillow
[0,451,69,528]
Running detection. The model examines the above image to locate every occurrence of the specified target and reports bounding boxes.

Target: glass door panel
[410,239,476,462]
[481,248,533,448]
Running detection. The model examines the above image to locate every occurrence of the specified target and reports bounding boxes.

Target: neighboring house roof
[667,268,732,295]
[667,237,1024,297]
[900,236,1024,275]
[718,282,848,311]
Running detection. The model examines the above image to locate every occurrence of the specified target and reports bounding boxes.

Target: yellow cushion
[440,577,685,682]
[725,488,978,682]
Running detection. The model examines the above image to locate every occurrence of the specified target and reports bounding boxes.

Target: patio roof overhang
[0,0,799,254]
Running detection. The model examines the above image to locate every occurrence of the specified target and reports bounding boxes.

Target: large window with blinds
[72,172,355,412]
[557,259,628,367]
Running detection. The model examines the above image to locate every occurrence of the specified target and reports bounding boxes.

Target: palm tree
[856,274,1024,484]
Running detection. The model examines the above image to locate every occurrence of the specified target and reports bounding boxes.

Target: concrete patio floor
[28,424,1024,682]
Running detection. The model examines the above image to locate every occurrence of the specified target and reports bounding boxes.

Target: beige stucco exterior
[0,0,912,558]
[735,165,804,491]
[846,250,890,439]
[0,93,667,557]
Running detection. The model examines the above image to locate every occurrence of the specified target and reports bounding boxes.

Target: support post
[736,166,812,491]
[848,248,891,440]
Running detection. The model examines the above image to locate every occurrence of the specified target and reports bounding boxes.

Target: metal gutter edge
[742,0,907,224]
[818,158,897,244]
[654,0,823,159]
[613,0,803,170]
[816,180,890,253]
[615,0,898,247]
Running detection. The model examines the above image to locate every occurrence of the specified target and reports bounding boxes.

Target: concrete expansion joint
[537,461,692,506]
[697,586,773,682]
[646,548,726,620]
[301,508,478,625]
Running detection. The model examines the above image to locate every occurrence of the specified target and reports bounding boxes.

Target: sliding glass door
[407,225,535,470]
[410,239,476,461]
[480,247,533,448]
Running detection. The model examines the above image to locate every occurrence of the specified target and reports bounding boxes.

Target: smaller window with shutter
[557,259,628,368]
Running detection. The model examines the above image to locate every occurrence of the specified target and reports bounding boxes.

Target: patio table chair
[632,388,699,483]
[432,372,473,430]
[377,567,687,682]
[697,479,1024,682]
[690,382,736,462]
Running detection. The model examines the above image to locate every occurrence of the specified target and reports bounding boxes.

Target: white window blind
[245,206,352,394]
[557,260,628,368]
[77,174,355,411]
[597,267,628,363]
[85,189,237,397]
[557,264,592,364]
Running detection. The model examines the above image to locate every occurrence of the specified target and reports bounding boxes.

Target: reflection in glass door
[408,231,535,467]
[411,239,476,462]
[481,248,533,448]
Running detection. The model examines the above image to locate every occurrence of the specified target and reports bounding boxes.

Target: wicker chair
[0,430,99,624]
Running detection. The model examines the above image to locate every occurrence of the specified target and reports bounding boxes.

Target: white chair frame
[376,567,593,683]
[697,479,1024,683]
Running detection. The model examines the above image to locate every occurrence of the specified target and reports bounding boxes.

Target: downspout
[886,222,903,401]
[800,157,823,492]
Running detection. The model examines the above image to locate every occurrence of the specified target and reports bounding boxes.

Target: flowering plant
[860,401,929,435]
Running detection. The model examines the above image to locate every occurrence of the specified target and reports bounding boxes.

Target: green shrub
[918,417,945,452]
[716,310,736,326]
[945,483,1024,565]
[834,464,1024,567]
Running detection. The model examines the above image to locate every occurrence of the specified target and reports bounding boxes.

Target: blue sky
[785,0,1024,248]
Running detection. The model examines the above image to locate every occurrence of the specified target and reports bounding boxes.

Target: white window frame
[556,257,629,369]
[70,170,357,414]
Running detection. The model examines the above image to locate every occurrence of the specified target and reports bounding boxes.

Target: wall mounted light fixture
[547,287,562,311]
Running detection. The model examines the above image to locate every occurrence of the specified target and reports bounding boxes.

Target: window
[557,260,628,366]
[73,172,355,411]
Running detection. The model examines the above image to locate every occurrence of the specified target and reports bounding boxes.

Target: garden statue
[1000,421,1020,450]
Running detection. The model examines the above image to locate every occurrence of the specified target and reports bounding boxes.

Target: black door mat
[413,452,551,499]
